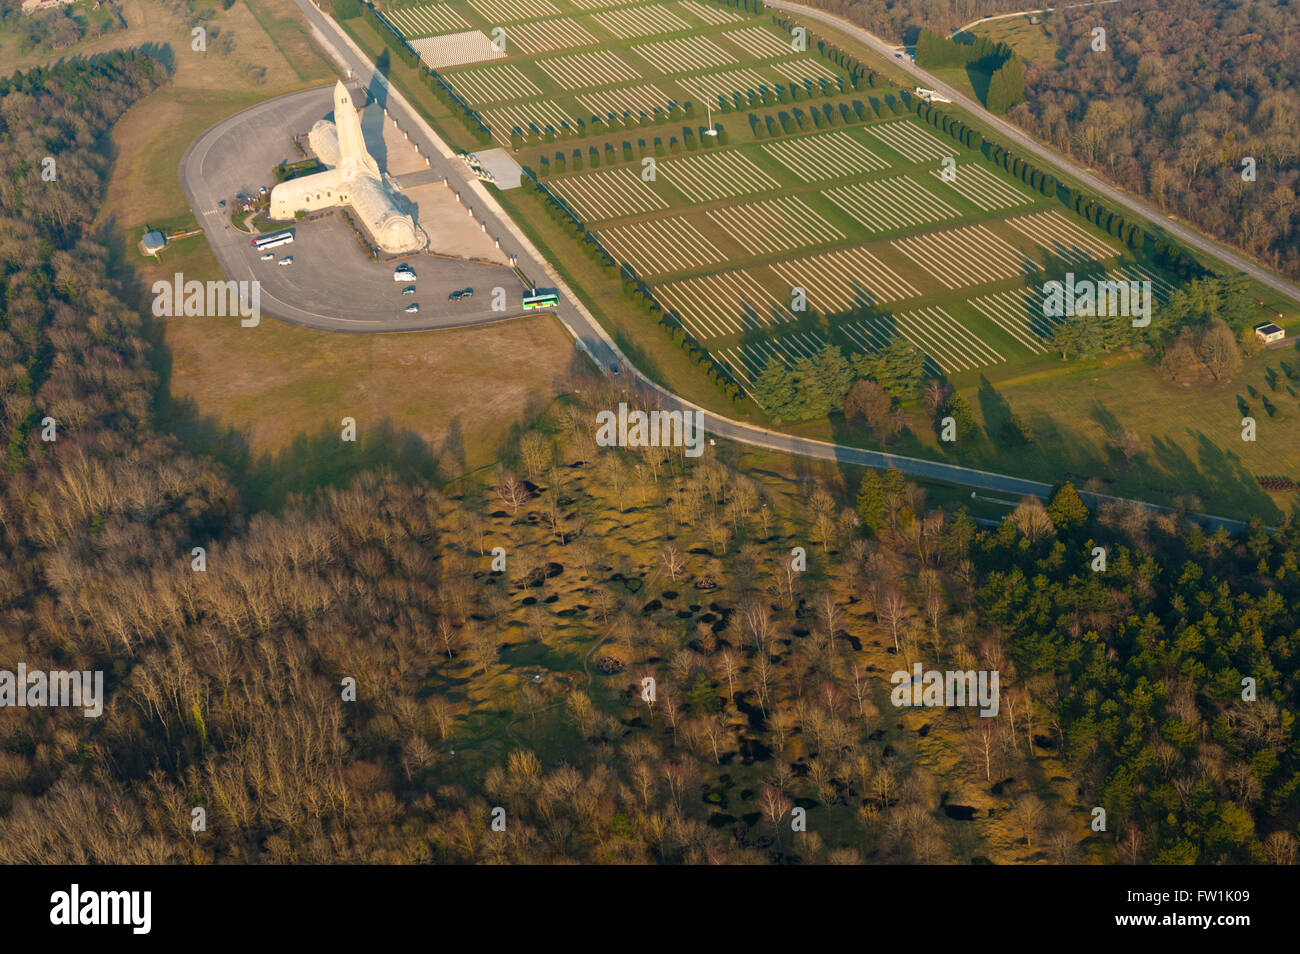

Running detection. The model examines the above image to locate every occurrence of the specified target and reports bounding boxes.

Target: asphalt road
[765,0,1300,307]
[276,0,1256,533]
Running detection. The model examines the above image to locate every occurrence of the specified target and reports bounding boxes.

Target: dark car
[448,287,474,301]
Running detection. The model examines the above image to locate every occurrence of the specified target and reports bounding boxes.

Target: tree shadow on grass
[976,375,1013,443]
[148,323,445,515]
[815,364,1283,523]
[1188,431,1280,521]
[965,67,992,107]
[172,390,442,513]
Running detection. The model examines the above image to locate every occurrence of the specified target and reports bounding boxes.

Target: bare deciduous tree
[494,471,529,515]
[519,432,551,481]
[660,543,686,583]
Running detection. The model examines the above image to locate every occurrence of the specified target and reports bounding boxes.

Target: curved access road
[282,0,1257,533]
[950,0,1121,38]
[765,0,1300,307]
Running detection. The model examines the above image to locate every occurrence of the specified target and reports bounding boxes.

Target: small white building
[1254,322,1285,344]
[21,0,77,14]
[141,230,167,255]
[915,86,952,104]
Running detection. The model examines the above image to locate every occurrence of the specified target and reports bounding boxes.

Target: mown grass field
[957,13,1061,66]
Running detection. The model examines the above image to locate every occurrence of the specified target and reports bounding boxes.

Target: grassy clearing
[960,13,1061,66]
[779,342,1300,523]
[153,288,578,510]
[132,226,577,512]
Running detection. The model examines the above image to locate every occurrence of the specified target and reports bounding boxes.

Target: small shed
[141,230,167,255]
[1254,322,1285,345]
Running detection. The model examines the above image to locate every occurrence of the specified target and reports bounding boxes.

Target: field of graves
[378,0,1182,402]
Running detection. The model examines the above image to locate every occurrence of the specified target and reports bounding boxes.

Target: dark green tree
[856,338,925,397]
[1047,481,1090,532]
[986,57,1026,114]
[753,357,796,422]
[856,470,884,535]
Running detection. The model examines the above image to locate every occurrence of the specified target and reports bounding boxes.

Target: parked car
[278,256,293,266]
[394,265,416,282]
[260,252,274,261]
[401,285,416,296]
[404,303,419,313]
[448,288,474,301]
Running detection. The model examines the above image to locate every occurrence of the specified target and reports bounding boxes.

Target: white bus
[250,230,294,251]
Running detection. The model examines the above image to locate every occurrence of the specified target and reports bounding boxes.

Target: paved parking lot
[180,85,526,332]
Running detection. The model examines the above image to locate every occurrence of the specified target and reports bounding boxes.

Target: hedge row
[1257,476,1298,491]
[521,169,615,271]
[768,15,880,89]
[644,294,744,402]
[534,125,725,177]
[426,71,492,146]
[913,97,983,152]
[704,0,767,13]
[355,1,419,70]
[619,268,744,403]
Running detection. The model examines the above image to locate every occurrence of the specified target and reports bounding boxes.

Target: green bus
[523,288,558,309]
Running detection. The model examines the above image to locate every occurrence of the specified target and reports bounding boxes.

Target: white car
[394,265,416,282]
[260,252,274,261]
[278,256,294,266]
[404,303,419,313]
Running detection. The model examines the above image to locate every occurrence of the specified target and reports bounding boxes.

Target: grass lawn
[151,252,580,510]
[959,14,1062,66]
[781,343,1300,523]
